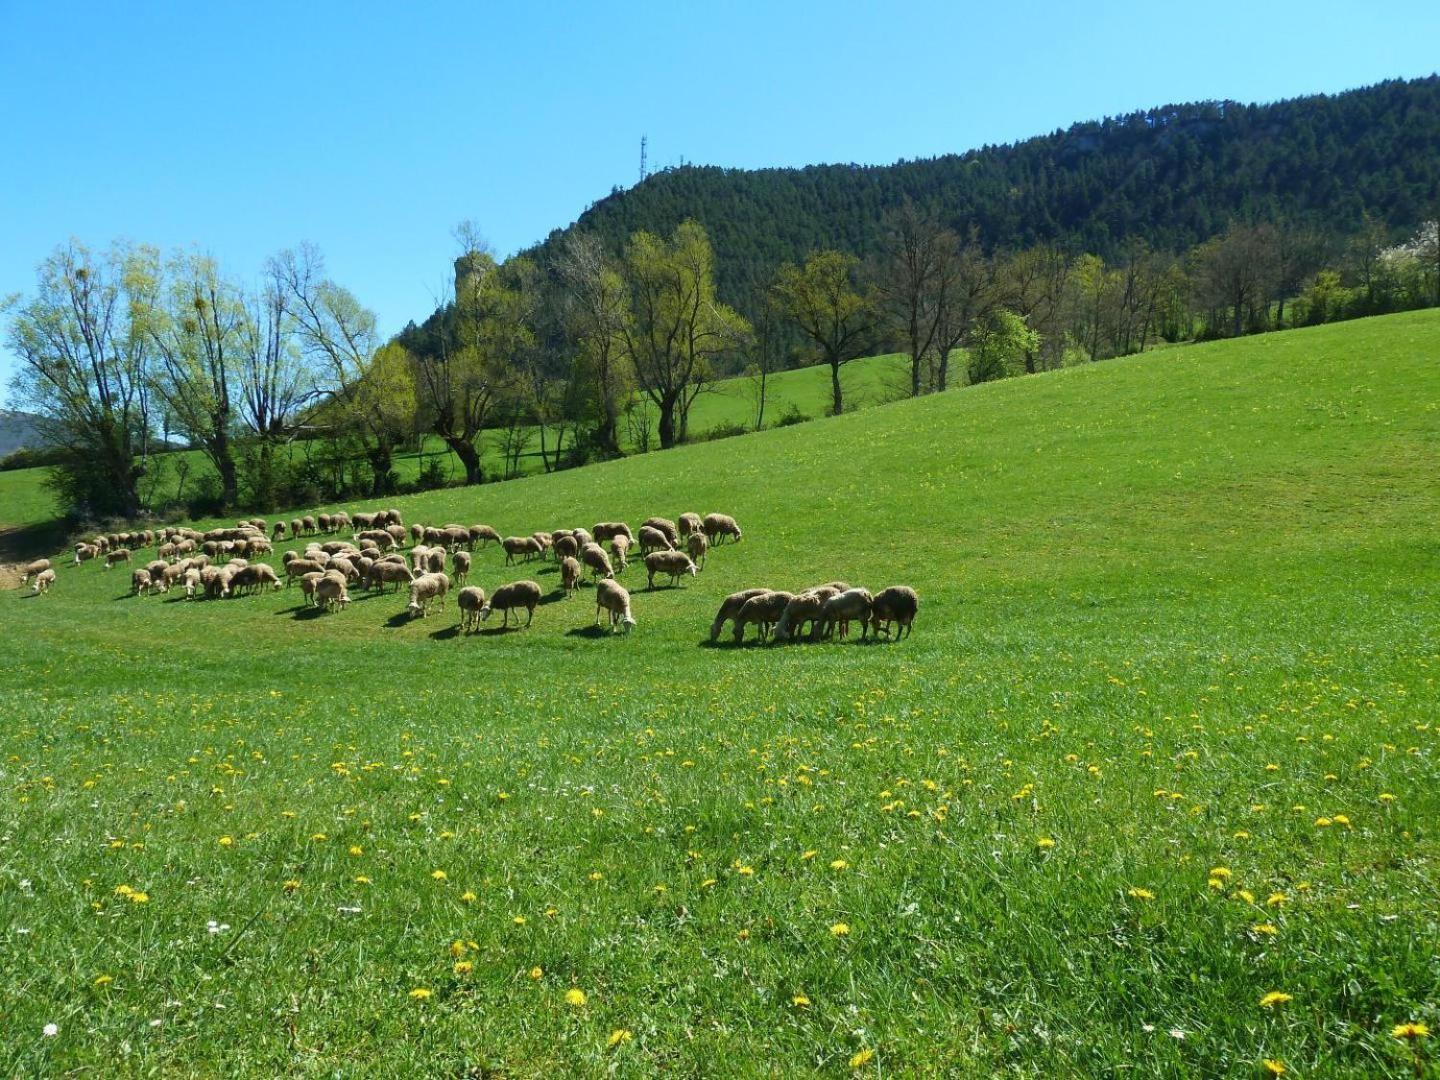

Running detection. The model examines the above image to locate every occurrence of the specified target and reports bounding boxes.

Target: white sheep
[316,572,350,612]
[610,534,631,571]
[710,588,771,642]
[183,568,202,599]
[561,555,583,596]
[469,524,500,548]
[592,522,632,543]
[595,578,636,633]
[580,542,613,581]
[502,536,543,565]
[20,559,51,586]
[299,571,325,607]
[130,568,153,596]
[643,517,680,547]
[732,591,792,644]
[104,548,132,569]
[678,512,703,538]
[638,525,673,554]
[480,580,542,628]
[31,568,56,595]
[644,549,697,589]
[73,543,100,566]
[456,585,487,632]
[702,513,743,544]
[406,572,451,619]
[685,531,708,569]
[451,550,471,585]
[820,587,874,640]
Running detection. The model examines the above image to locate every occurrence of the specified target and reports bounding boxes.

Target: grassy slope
[0,353,912,534]
[1,312,1436,1076]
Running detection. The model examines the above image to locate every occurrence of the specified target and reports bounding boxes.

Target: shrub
[774,404,809,428]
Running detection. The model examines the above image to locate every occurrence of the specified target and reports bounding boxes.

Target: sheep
[610,534,631,571]
[423,526,445,546]
[201,566,225,599]
[131,568,153,596]
[502,536,543,565]
[685,531,708,569]
[302,515,318,535]
[456,585,487,632]
[560,555,583,596]
[383,509,403,527]
[409,545,433,574]
[643,517,680,547]
[638,525,673,554]
[352,512,377,529]
[226,563,281,597]
[285,558,328,586]
[774,591,831,642]
[820,587,874,640]
[271,521,287,540]
[332,511,352,532]
[732,591,792,644]
[468,524,500,548]
[299,571,325,607]
[367,560,415,593]
[144,559,169,581]
[595,578,636,633]
[424,549,446,575]
[157,542,178,562]
[104,548,132,570]
[570,527,593,550]
[644,549,697,589]
[31,568,56,595]
[20,559,51,586]
[871,586,919,639]
[451,550,471,585]
[173,538,196,556]
[592,521,632,543]
[326,556,360,582]
[93,536,111,553]
[709,588,772,642]
[356,529,395,550]
[531,531,553,554]
[406,572,451,619]
[479,580,542,628]
[290,518,303,539]
[443,525,470,551]
[160,563,189,592]
[580,542,613,581]
[553,534,579,563]
[702,513,743,544]
[678,512,703,539]
[315,571,350,612]
[410,523,425,546]
[317,513,333,534]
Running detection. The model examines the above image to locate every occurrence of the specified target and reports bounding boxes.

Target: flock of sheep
[20,506,918,644]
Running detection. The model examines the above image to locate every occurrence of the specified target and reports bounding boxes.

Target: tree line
[6,205,1438,522]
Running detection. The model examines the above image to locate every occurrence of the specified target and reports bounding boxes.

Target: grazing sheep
[144,559,169,581]
[871,585,919,639]
[20,559,51,586]
[424,549,446,575]
[352,512,377,530]
[643,517,680,547]
[315,571,350,612]
[410,523,425,546]
[160,563,189,592]
[645,549,697,589]
[502,536,543,565]
[820,587,874,640]
[685,531,708,569]
[156,542,178,562]
[595,578,636,633]
[560,555,583,596]
[130,568,153,596]
[104,548,132,569]
[456,586,487,632]
[709,588,773,642]
[31,568,56,595]
[409,545,433,574]
[181,568,201,598]
[299,571,325,607]
[702,513,743,544]
[553,534,579,562]
[290,518,303,539]
[406,572,451,618]
[423,526,445,546]
[356,529,396,551]
[732,591,793,644]
[774,591,831,642]
[530,531,553,555]
[327,556,360,582]
[442,525,470,550]
[678,512,703,539]
[271,521,287,540]
[570,527,593,550]
[592,522,632,543]
[302,515,318,535]
[638,525,673,554]
[479,580,542,628]
[226,563,281,597]
[610,534,631,571]
[451,550,471,585]
[367,560,414,593]
[580,542,613,581]
[383,509,403,527]
[317,513,333,534]
[468,524,500,548]
[201,566,225,599]
[285,558,327,586]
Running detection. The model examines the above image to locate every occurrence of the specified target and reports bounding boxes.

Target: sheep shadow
[565,625,613,639]
[429,625,462,641]
[291,606,326,621]
[384,611,416,628]
[475,624,527,636]
[537,591,568,607]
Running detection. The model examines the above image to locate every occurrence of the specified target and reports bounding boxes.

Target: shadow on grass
[565,625,613,639]
[384,610,416,628]
[429,624,461,641]
[475,624,527,636]
[537,591,567,606]
[292,606,326,621]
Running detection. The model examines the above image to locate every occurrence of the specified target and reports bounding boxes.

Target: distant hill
[0,410,48,457]
[521,76,1440,314]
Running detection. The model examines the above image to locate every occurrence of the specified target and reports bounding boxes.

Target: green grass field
[2,313,1437,1076]
[0,353,912,535]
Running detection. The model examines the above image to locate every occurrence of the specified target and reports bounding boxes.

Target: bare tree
[557,232,629,455]
[772,250,881,415]
[879,203,958,397]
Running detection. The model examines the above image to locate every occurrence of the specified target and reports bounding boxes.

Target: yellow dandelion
[528,966,543,980]
[1036,837,1055,850]
[850,1047,875,1068]
[409,987,432,1000]
[588,871,603,882]
[802,850,818,860]
[93,974,114,987]
[1127,887,1156,901]
[792,994,812,1007]
[1238,889,1256,904]
[1251,922,1279,936]
[607,1028,633,1048]
[1392,1022,1429,1040]
[354,875,372,885]
[1262,1059,1286,1076]
[348,845,363,856]
[114,884,134,896]
[700,878,718,888]
[737,866,755,876]
[512,915,527,926]
[565,988,587,1007]
[1266,892,1287,907]
[1332,814,1350,827]
[830,922,850,937]
[460,890,477,902]
[1379,793,1396,804]
[737,929,750,941]
[431,869,447,881]
[310,833,327,841]
[1314,817,1332,827]
[1260,991,1293,1008]
[453,961,473,975]
[1208,877,1226,890]
[128,891,149,904]
[217,836,234,847]
[1210,867,1232,880]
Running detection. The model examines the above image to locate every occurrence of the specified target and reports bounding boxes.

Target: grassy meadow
[1,312,1437,1076]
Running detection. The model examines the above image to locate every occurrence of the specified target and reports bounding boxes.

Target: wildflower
[93,974,113,987]
[607,1029,633,1048]
[460,890,476,903]
[1379,793,1396,804]
[1260,991,1293,1008]
[348,845,363,856]
[431,870,447,882]
[528,966,543,980]
[830,859,849,871]
[43,1023,58,1038]
[588,872,603,882]
[310,833,327,841]
[565,988,587,1007]
[830,922,850,937]
[1265,764,1279,772]
[1127,887,1156,901]
[450,940,469,957]
[129,891,149,904]
[1208,877,1226,890]
[1314,817,1332,828]
[1333,814,1350,827]
[802,850,818,860]
[700,878,717,888]
[1263,1059,1287,1076]
[453,961,473,976]
[850,1047,875,1068]
[512,915,526,926]
[1238,889,1256,904]
[217,836,234,847]
[354,875,372,885]
[409,988,432,1000]
[1266,892,1287,907]
[737,929,750,941]
[1209,867,1232,880]
[1036,837,1055,850]
[792,994,812,1007]
[737,866,755,876]
[1251,922,1279,936]
[283,880,301,893]
[1392,1022,1429,1040]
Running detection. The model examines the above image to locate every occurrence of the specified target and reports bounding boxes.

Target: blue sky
[2,1,1437,403]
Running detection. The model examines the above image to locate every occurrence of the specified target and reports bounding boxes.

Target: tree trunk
[910,349,922,397]
[1232,301,1244,338]
[215,429,238,508]
[368,446,393,496]
[937,348,950,392]
[657,396,678,450]
[829,359,843,416]
[756,367,768,430]
[445,436,483,486]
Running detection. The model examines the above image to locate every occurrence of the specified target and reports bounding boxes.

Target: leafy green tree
[557,232,630,456]
[772,250,880,416]
[968,309,1039,385]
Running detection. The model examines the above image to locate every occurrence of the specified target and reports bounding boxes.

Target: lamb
[610,534,631,571]
[131,568,153,596]
[479,579,542,628]
[183,568,202,598]
[468,524,500,548]
[638,525,674,554]
[451,550,471,585]
[678,512,703,539]
[560,555,583,596]
[702,513,743,544]
[685,531,708,569]
[502,536,543,565]
[104,548,132,569]
[20,559,51,586]
[406,572,451,618]
[299,571,325,607]
[644,549,697,589]
[774,590,830,642]
[552,534,579,562]
[594,578,636,633]
[871,585,920,639]
[580,542,613,581]
[732,591,793,644]
[710,588,772,642]
[367,560,414,593]
[820,587,874,640]
[643,517,680,547]
[456,585,487,632]
[315,571,350,612]
[31,568,56,595]
[592,521,632,543]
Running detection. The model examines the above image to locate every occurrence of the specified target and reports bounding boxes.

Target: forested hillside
[529,77,1440,310]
